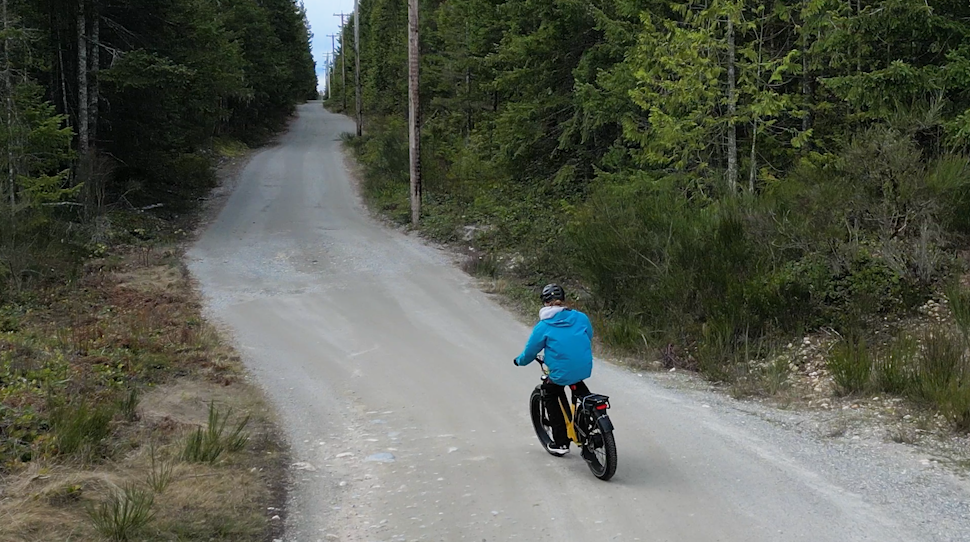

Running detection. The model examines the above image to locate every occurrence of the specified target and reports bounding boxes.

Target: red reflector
[596,404,608,410]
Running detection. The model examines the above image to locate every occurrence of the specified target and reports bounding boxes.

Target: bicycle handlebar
[513,355,546,371]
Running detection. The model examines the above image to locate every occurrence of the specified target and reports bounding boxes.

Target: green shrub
[461,253,499,278]
[0,304,23,332]
[597,314,647,352]
[827,337,872,395]
[346,118,411,223]
[569,177,767,337]
[926,155,970,234]
[169,153,216,193]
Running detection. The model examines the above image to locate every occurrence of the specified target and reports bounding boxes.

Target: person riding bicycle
[514,283,593,456]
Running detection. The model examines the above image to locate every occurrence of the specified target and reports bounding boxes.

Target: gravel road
[187,102,970,542]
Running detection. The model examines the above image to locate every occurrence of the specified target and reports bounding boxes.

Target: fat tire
[587,429,617,481]
[529,388,556,453]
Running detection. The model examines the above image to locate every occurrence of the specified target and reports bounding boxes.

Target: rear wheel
[585,425,617,481]
[529,388,556,452]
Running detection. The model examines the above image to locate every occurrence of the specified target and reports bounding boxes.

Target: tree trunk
[89,2,98,144]
[801,0,812,134]
[408,0,421,226]
[78,0,94,217]
[77,1,88,159]
[725,16,738,194]
[464,21,472,138]
[4,0,14,210]
[465,68,471,138]
[749,119,757,193]
[58,40,70,122]
[88,0,102,211]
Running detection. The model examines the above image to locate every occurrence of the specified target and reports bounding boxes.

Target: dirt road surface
[188,103,970,542]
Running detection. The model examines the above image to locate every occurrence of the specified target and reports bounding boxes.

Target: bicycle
[528,357,617,481]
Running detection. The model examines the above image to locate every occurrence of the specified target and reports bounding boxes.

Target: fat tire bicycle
[528,358,617,481]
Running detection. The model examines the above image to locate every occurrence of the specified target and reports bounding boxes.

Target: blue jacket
[515,308,593,385]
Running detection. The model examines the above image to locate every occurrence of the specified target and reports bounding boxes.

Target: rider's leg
[541,380,570,446]
[570,381,591,402]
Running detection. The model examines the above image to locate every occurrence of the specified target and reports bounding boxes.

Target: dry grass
[0,440,274,541]
[0,245,287,542]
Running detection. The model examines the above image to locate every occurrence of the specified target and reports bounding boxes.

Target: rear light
[596,404,609,410]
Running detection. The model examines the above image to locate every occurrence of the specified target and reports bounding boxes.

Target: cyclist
[514,283,593,456]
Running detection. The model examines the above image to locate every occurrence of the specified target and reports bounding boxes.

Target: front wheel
[529,388,556,452]
[585,428,617,481]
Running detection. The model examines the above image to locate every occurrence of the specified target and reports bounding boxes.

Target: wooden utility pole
[354,0,362,137]
[327,33,341,104]
[407,0,421,225]
[332,13,348,111]
[323,54,332,100]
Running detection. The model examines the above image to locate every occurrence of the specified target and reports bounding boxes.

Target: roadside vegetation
[327,0,970,433]
[0,224,288,540]
[1,0,316,539]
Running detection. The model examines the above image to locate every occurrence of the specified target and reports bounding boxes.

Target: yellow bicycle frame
[557,395,581,444]
[543,364,581,444]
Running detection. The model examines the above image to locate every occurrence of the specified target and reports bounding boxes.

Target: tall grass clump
[86,482,155,541]
[915,330,964,400]
[934,379,970,432]
[181,402,250,464]
[146,442,176,493]
[50,401,116,457]
[868,327,970,431]
[945,283,970,338]
[827,336,872,395]
[118,387,140,422]
[910,329,970,429]
[874,334,917,395]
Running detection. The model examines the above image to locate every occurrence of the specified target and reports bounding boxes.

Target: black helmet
[540,283,566,303]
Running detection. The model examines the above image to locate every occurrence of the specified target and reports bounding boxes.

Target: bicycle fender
[596,415,614,433]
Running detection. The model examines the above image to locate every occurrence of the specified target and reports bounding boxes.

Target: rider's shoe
[546,442,570,456]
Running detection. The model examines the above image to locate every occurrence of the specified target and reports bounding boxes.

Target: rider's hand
[513,357,519,367]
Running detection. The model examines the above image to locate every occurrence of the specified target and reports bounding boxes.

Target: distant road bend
[188,102,970,542]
